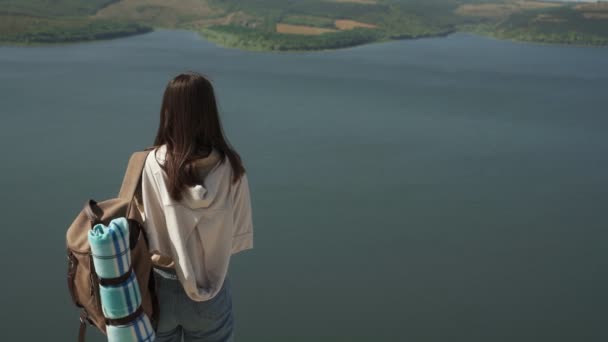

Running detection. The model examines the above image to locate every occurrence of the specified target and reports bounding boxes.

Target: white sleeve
[231,173,254,255]
[140,161,166,251]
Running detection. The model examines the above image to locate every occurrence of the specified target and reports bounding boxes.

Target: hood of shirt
[152,144,224,209]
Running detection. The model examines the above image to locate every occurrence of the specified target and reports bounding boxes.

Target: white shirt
[137,144,254,301]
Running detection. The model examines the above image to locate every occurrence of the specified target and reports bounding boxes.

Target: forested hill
[1,0,607,50]
[0,0,150,43]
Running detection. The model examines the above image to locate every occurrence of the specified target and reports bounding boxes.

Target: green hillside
[0,0,150,44]
[0,0,117,16]
[1,0,607,50]
[483,5,608,46]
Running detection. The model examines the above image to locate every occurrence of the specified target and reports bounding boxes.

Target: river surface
[0,30,607,341]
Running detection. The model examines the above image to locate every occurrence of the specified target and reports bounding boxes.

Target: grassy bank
[200,25,384,51]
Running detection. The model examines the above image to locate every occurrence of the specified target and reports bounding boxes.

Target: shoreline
[1,26,607,51]
[0,24,153,47]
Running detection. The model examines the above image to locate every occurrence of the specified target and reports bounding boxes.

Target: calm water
[0,30,607,341]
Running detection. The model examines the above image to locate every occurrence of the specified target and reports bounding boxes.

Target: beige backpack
[66,147,159,341]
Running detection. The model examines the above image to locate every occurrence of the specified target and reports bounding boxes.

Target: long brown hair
[153,72,245,202]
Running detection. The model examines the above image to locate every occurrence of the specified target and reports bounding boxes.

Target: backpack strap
[117,146,156,216]
[78,309,88,342]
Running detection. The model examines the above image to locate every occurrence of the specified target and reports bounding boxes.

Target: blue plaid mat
[88,217,155,342]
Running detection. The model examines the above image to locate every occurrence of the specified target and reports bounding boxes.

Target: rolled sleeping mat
[89,217,131,279]
[88,217,155,342]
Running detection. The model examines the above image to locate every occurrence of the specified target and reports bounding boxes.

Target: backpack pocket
[66,249,81,307]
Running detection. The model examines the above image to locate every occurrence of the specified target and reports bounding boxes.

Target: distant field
[330,0,377,4]
[282,15,336,28]
[334,19,377,30]
[94,0,221,27]
[573,2,608,20]
[455,1,563,19]
[583,13,608,20]
[276,19,376,35]
[532,13,566,23]
[186,11,262,30]
[276,23,337,35]
[574,3,608,12]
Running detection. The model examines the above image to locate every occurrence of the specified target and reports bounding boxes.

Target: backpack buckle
[79,309,88,324]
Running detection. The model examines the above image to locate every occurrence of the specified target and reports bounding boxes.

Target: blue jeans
[152,268,235,342]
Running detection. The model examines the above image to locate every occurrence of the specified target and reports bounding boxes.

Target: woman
[136,72,254,342]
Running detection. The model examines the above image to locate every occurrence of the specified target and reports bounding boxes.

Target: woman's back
[139,143,253,301]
